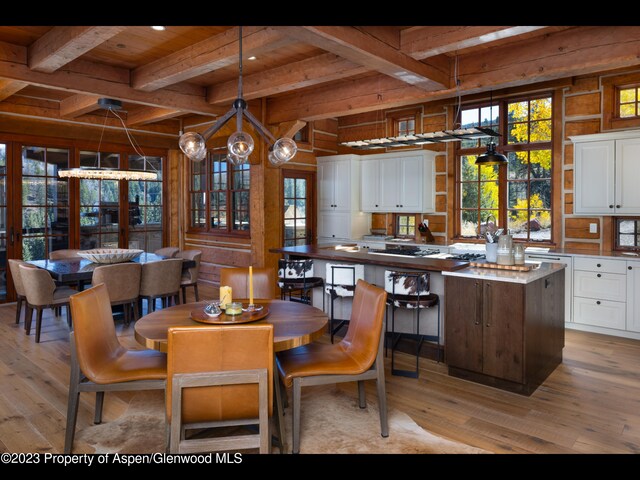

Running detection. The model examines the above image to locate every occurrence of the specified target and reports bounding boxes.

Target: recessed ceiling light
[151,26,166,31]
[247,56,257,61]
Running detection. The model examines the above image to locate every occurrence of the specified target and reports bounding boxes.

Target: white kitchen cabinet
[360,159,380,211]
[573,297,627,331]
[626,261,640,332]
[572,131,640,215]
[318,156,351,211]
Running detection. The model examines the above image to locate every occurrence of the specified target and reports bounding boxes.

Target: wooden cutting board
[469,260,535,272]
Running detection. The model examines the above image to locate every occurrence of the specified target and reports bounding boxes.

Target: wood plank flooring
[1,282,639,453]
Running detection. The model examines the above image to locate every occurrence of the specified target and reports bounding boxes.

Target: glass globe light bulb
[179,132,207,161]
[272,137,297,163]
[227,152,248,166]
[227,131,255,158]
[268,150,285,166]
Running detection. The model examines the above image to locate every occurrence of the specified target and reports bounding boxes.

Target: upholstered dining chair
[92,263,142,325]
[166,324,273,454]
[154,247,180,258]
[64,284,166,453]
[8,259,36,326]
[139,258,183,313]
[220,267,275,299]
[176,249,202,303]
[19,265,76,343]
[49,249,83,260]
[276,279,388,454]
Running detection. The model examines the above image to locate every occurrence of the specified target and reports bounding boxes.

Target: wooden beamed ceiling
[0,25,639,132]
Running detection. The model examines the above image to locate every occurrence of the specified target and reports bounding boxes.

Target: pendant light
[475,90,507,166]
[179,26,297,165]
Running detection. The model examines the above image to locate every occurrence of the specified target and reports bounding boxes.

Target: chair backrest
[19,265,56,306]
[278,259,314,280]
[154,247,179,258]
[220,267,275,299]
[340,280,387,371]
[325,263,365,286]
[68,284,126,383]
[384,270,430,297]
[92,263,142,302]
[140,259,183,296]
[8,259,35,297]
[49,249,82,260]
[176,249,202,283]
[166,324,273,423]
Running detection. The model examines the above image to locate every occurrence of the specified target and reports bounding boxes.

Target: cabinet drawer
[574,256,627,274]
[573,270,627,302]
[573,297,626,330]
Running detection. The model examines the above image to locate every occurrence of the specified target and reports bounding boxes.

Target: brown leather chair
[139,259,183,312]
[92,263,142,324]
[19,265,76,343]
[154,247,179,258]
[49,249,82,260]
[176,249,202,303]
[220,267,275,300]
[64,284,166,453]
[166,324,273,454]
[276,279,389,453]
[8,259,36,326]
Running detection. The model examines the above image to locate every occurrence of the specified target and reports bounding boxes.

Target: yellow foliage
[509,193,551,227]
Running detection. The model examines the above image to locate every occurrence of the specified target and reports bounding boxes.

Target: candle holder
[243,303,264,313]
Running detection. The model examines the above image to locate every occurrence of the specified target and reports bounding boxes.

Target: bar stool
[325,263,364,343]
[277,259,324,309]
[384,270,440,379]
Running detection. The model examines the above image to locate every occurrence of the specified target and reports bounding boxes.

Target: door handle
[9,227,14,246]
[616,205,621,208]
[474,282,481,325]
[485,283,491,327]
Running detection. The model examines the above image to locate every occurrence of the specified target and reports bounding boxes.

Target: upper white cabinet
[360,151,435,213]
[572,131,640,215]
[318,156,352,211]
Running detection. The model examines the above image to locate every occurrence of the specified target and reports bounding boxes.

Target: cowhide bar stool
[277,259,325,309]
[325,263,365,343]
[385,270,440,378]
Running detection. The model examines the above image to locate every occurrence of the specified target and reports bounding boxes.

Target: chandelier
[178,26,297,166]
[58,99,157,181]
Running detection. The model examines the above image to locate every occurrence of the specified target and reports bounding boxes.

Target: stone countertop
[441,262,566,284]
[270,245,470,272]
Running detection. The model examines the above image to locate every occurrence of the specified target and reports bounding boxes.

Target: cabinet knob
[375,204,378,207]
[629,266,633,270]
[616,205,621,209]
[400,204,403,207]
[609,205,614,208]
[485,323,491,327]
[396,205,399,208]
[596,301,601,305]
[596,263,601,267]
[597,273,602,278]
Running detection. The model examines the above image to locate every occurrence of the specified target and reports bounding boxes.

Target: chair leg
[376,359,389,438]
[24,305,33,334]
[133,301,140,322]
[181,286,187,305]
[273,360,287,453]
[15,297,23,325]
[358,380,366,409]
[64,341,81,454]
[35,307,44,343]
[94,391,105,424]
[193,284,199,302]
[149,297,155,313]
[66,304,73,330]
[292,378,302,454]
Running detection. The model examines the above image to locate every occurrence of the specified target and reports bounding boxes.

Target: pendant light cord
[110,107,159,173]
[238,26,243,99]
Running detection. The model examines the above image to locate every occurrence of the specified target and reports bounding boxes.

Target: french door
[283,170,316,246]
[0,141,10,302]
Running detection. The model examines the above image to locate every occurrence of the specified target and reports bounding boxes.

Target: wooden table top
[134,299,328,353]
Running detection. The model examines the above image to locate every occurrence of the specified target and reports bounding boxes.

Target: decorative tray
[77,248,143,264]
[469,261,536,272]
[190,305,270,324]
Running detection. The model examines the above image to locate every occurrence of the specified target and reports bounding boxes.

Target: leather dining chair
[166,324,273,454]
[176,249,202,303]
[92,263,142,325]
[64,284,166,454]
[49,249,82,260]
[8,259,36,326]
[220,267,275,299]
[139,259,183,312]
[154,247,179,258]
[19,265,76,343]
[276,279,389,454]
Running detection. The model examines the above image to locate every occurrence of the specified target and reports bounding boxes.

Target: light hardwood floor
[1,282,639,454]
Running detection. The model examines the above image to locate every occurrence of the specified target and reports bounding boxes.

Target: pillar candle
[220,286,232,308]
[249,266,254,305]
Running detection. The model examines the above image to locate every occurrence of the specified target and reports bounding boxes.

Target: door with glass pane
[127,155,163,252]
[0,142,9,302]
[283,170,315,246]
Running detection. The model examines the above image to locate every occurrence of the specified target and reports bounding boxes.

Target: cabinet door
[574,140,615,214]
[573,270,626,303]
[574,296,626,330]
[627,262,640,332]
[482,281,524,383]
[444,276,483,373]
[332,160,351,211]
[318,161,335,210]
[317,211,350,240]
[615,138,640,214]
[361,159,380,212]
[379,157,400,210]
[398,156,423,212]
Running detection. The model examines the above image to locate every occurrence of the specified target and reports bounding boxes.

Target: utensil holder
[486,243,498,263]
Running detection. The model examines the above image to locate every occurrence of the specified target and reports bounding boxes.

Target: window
[387,109,420,138]
[396,215,415,237]
[396,117,415,136]
[128,155,163,252]
[618,87,640,118]
[603,73,640,130]
[283,171,314,247]
[615,217,640,251]
[188,152,250,234]
[293,124,310,144]
[456,95,553,242]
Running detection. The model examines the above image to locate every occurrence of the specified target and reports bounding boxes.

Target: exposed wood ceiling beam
[127,107,182,126]
[28,26,126,73]
[0,41,226,116]
[0,79,27,101]
[276,120,306,139]
[59,93,101,117]
[207,53,367,105]
[132,26,292,92]
[267,26,640,123]
[275,26,450,91]
[401,26,548,59]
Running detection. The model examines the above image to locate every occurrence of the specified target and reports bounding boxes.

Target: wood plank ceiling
[0,25,639,134]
